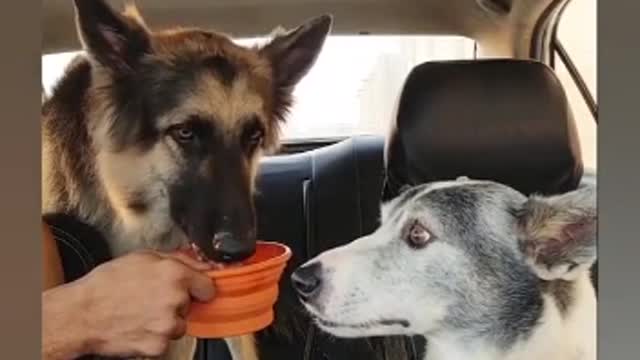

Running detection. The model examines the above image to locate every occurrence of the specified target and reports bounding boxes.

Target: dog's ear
[73,0,151,73]
[517,185,597,281]
[260,14,332,90]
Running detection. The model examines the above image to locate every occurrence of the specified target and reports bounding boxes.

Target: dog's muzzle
[211,231,255,263]
[292,262,323,301]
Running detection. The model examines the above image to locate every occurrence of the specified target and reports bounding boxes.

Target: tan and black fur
[42,0,331,359]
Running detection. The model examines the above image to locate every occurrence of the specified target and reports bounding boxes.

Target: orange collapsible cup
[185,241,292,338]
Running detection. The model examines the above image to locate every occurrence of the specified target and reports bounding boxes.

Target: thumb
[186,270,215,303]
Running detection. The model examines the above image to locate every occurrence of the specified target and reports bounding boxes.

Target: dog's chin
[186,242,234,268]
[315,321,372,338]
[312,316,412,338]
[302,303,412,338]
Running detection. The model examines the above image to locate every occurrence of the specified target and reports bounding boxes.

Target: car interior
[42,1,597,359]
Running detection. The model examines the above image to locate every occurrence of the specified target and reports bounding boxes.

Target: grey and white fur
[293,177,597,360]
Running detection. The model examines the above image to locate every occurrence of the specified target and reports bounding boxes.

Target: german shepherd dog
[293,178,597,360]
[42,0,331,359]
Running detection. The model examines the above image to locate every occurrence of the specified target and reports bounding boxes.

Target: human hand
[74,250,214,357]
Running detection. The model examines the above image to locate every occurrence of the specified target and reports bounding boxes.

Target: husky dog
[42,0,331,359]
[293,178,597,360]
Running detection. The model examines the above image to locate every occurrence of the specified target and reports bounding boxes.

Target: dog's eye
[242,118,265,150]
[169,125,195,143]
[248,129,264,147]
[406,220,432,249]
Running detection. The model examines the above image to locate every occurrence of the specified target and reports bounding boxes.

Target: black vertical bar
[554,38,599,122]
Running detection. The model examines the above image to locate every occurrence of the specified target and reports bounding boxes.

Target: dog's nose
[211,231,255,263]
[292,262,322,300]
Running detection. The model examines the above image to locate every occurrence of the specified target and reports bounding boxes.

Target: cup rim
[204,241,291,279]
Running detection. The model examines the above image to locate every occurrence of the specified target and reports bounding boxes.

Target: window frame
[550,37,598,123]
[530,0,597,170]
[544,0,598,125]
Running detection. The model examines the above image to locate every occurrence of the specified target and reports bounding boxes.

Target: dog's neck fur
[42,59,112,227]
[424,273,596,360]
[42,57,168,256]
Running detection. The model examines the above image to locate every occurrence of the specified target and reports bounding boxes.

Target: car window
[556,0,597,170]
[42,35,475,140]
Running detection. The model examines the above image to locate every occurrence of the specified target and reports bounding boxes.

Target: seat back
[202,135,419,360]
[383,59,584,201]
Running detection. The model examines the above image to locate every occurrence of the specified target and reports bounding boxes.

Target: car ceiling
[43,0,563,58]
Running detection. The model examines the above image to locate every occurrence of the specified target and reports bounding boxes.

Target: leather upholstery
[383,59,584,202]
[43,213,112,284]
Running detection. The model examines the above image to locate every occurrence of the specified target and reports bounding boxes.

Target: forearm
[42,282,92,360]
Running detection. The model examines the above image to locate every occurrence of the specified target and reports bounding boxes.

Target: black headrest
[382,59,583,201]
